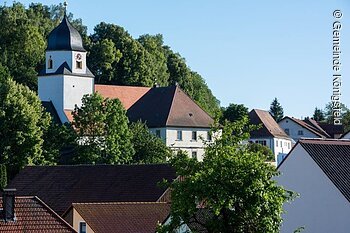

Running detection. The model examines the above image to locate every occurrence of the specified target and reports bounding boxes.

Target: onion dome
[47,15,86,52]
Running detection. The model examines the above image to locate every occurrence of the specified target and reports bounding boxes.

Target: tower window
[76,61,82,69]
[48,56,53,69]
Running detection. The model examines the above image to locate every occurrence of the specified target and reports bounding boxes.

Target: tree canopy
[269,98,284,122]
[72,93,134,164]
[221,103,249,123]
[0,66,51,177]
[312,107,325,122]
[159,119,294,233]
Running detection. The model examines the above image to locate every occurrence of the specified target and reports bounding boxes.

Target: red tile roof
[127,86,214,128]
[0,196,76,232]
[7,164,176,215]
[249,109,289,139]
[67,202,170,233]
[95,84,151,110]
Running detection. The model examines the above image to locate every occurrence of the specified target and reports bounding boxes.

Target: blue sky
[17,0,350,118]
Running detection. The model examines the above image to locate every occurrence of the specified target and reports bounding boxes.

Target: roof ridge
[72,201,169,205]
[94,84,151,89]
[165,85,178,126]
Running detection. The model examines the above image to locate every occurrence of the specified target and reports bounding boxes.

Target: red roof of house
[95,84,151,110]
[0,196,76,232]
[7,164,176,215]
[249,109,289,139]
[127,85,214,128]
[65,202,170,233]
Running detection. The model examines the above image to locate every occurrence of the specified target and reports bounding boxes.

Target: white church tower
[38,12,94,123]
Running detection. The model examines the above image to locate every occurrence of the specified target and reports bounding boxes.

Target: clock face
[75,53,82,61]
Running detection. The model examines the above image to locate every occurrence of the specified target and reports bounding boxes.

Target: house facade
[249,109,293,164]
[38,16,214,160]
[277,139,350,233]
[278,117,330,141]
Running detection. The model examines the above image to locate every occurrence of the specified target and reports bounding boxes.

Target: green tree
[0,70,51,177]
[129,121,171,164]
[312,107,325,122]
[0,164,7,190]
[72,93,134,164]
[247,142,275,162]
[221,103,249,123]
[269,98,284,122]
[324,102,349,124]
[159,119,294,233]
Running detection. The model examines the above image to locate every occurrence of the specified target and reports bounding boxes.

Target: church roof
[39,62,94,77]
[47,15,86,52]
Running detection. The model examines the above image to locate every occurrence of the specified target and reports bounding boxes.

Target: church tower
[38,13,94,123]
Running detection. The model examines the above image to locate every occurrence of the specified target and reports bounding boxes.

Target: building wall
[63,75,94,110]
[341,132,350,139]
[38,75,66,122]
[46,51,73,74]
[278,118,320,141]
[249,137,291,164]
[276,144,350,233]
[64,209,94,233]
[149,127,212,161]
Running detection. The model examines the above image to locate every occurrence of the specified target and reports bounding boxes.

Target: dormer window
[48,56,53,69]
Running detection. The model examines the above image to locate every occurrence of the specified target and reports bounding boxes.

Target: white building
[248,109,293,165]
[38,15,214,160]
[278,117,330,141]
[277,139,350,233]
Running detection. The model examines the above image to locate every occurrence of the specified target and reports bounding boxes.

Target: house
[63,202,170,233]
[318,122,344,139]
[340,129,350,139]
[6,164,176,215]
[277,139,350,233]
[248,109,292,164]
[0,189,76,232]
[38,14,214,160]
[278,117,330,141]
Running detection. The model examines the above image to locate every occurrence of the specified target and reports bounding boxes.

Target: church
[38,13,214,160]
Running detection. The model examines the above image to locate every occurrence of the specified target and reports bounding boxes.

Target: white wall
[279,118,319,141]
[46,51,87,74]
[341,132,350,139]
[38,75,67,122]
[150,127,212,161]
[63,75,94,110]
[249,137,291,164]
[277,144,350,233]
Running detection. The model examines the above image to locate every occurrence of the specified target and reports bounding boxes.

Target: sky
[15,0,350,118]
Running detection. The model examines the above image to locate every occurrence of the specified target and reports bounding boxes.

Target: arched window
[76,61,82,69]
[48,56,53,69]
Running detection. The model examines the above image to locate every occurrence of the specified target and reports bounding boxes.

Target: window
[256,140,266,146]
[192,131,197,141]
[276,140,278,147]
[177,130,182,141]
[298,130,304,136]
[192,151,197,160]
[155,130,161,138]
[284,128,290,135]
[207,132,212,141]
[79,222,86,233]
[288,142,290,149]
[76,61,82,69]
[48,56,53,69]
[280,141,282,147]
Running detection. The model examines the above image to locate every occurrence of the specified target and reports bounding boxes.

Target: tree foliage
[0,69,51,177]
[221,103,249,123]
[312,107,325,122]
[0,164,7,190]
[159,119,294,233]
[129,121,170,164]
[72,93,134,164]
[269,98,284,122]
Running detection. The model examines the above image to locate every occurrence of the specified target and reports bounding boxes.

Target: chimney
[2,188,16,222]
